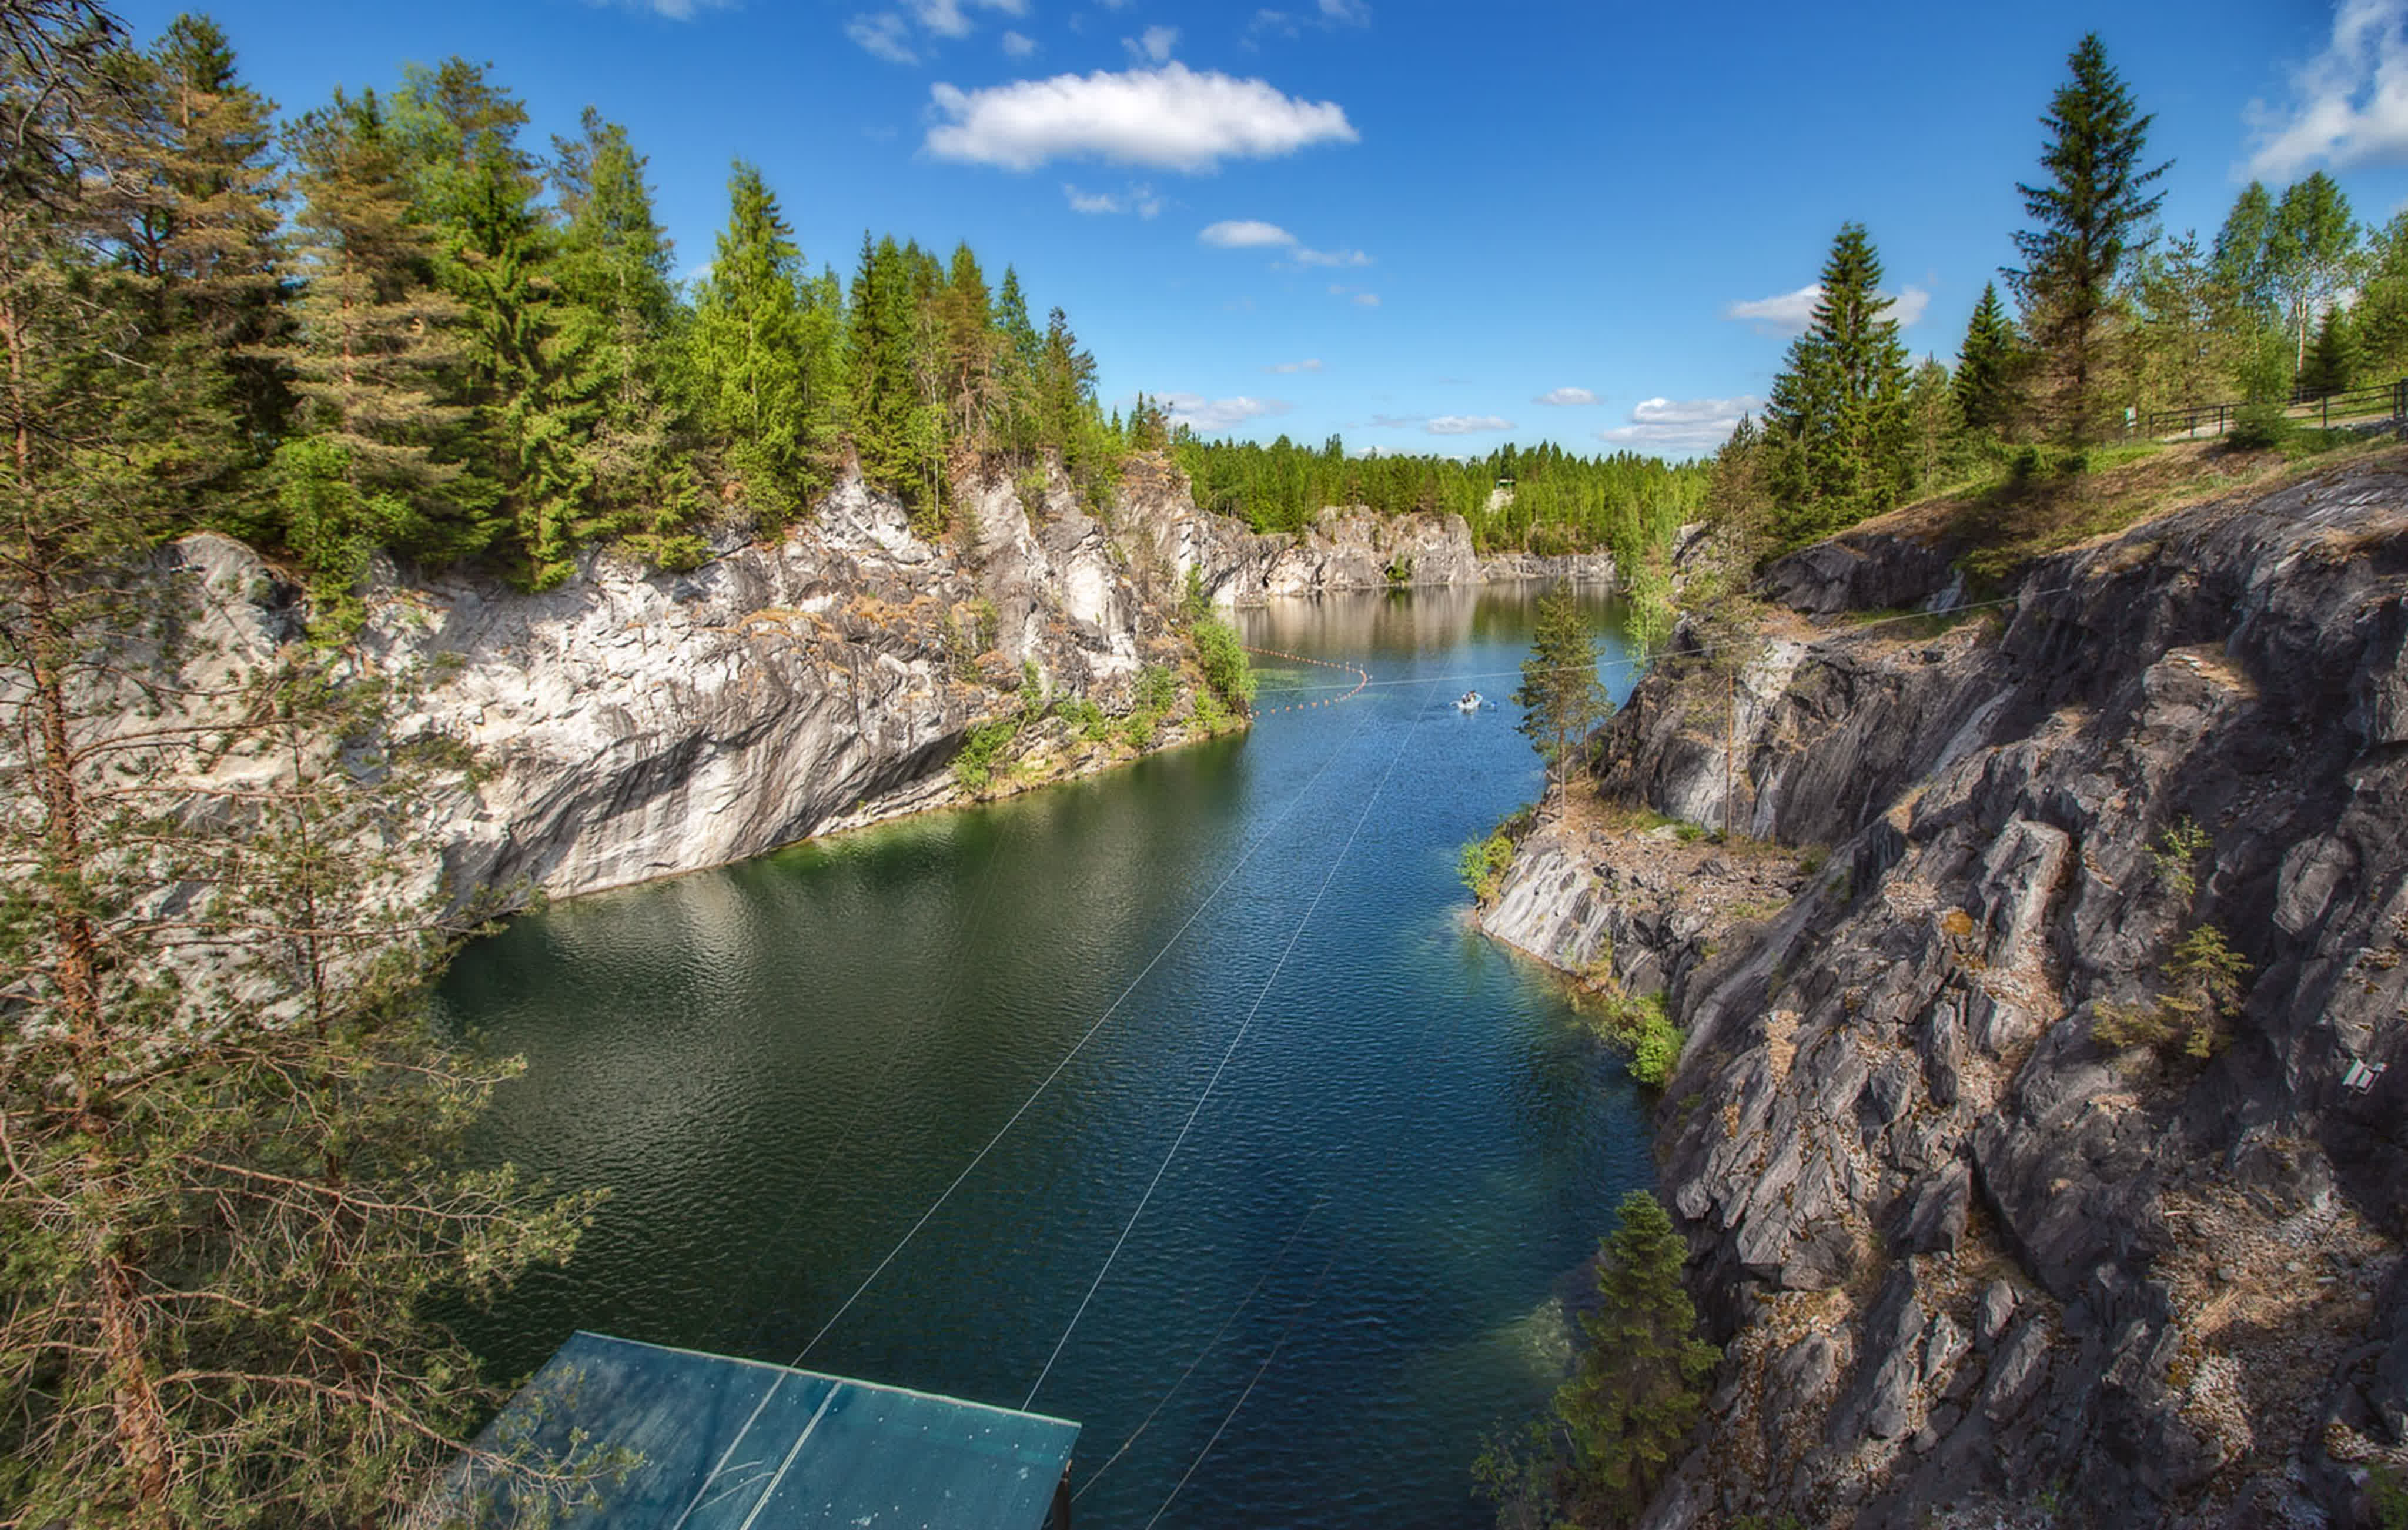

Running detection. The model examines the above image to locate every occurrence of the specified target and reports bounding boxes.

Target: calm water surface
[436,586,1653,1528]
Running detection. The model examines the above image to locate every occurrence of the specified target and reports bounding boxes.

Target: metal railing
[2143,378,2408,440]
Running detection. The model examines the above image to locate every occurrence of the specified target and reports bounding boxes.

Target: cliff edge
[1482,449,2408,1527]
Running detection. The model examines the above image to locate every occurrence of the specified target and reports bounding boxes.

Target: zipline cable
[665,679,1387,1530]
[1022,673,1447,1412]
[712,808,1027,1357]
[1067,1195,1332,1504]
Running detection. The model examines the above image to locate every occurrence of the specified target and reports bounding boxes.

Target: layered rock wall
[1481,456,2408,1527]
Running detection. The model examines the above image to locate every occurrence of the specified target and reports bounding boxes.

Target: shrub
[1459,832,1516,901]
[1588,988,1684,1087]
[1191,617,1256,709]
[2093,923,2251,1060]
[2150,816,2211,902]
[951,716,1019,791]
[1134,663,1179,714]
[2228,400,2294,452]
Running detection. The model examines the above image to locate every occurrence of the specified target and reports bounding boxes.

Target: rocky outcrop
[1481,454,2408,1527]
[1119,460,1616,603]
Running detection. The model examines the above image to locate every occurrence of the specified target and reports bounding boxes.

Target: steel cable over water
[1021,674,1446,1411]
[663,679,1389,1530]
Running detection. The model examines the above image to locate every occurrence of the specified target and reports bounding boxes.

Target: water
[436,586,1653,1528]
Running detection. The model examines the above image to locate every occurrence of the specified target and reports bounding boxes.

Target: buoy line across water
[1243,646,1370,714]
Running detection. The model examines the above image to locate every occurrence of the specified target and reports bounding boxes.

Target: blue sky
[115,0,2408,457]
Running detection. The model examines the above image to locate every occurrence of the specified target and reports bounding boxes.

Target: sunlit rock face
[1483,462,2408,1529]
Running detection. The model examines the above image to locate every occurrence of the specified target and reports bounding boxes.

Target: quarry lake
[436,586,1652,1528]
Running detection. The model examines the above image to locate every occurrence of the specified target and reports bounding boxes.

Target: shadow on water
[436,584,1651,1528]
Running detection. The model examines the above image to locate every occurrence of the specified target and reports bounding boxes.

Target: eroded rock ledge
[173,458,1604,910]
[1481,454,2408,1528]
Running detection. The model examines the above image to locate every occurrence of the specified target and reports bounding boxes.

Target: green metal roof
[432,1332,1079,1530]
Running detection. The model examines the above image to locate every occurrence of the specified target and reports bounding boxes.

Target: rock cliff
[168,457,1605,911]
[1480,452,2408,1527]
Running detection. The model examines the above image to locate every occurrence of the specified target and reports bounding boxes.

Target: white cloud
[2247,0,2408,177]
[1352,291,1380,306]
[1065,182,1163,217]
[1248,0,1367,42]
[1724,283,1822,334]
[1427,414,1511,435]
[848,12,919,62]
[1324,283,1379,306]
[1535,386,1597,406]
[1596,395,1762,455]
[1266,358,1324,373]
[1126,24,1180,63]
[1294,246,1372,267]
[1160,393,1292,431]
[1002,29,1036,57]
[927,63,1357,171]
[1202,218,1296,248]
[1724,282,1930,335]
[598,0,734,16]
[1319,0,1372,21]
[911,0,1024,38]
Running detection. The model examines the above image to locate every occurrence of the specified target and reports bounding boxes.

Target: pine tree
[2125,229,2240,418]
[0,14,601,1521]
[1907,355,1958,490]
[1513,585,1613,814]
[1553,1191,1718,1524]
[2005,32,2168,446]
[1954,281,2019,433]
[276,89,478,632]
[1760,223,1912,549]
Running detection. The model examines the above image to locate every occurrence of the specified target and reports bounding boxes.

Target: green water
[436,586,1653,1528]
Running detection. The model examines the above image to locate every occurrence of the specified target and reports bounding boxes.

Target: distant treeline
[1173,437,1708,562]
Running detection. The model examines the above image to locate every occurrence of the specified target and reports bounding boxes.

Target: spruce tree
[847,232,923,507]
[691,161,828,527]
[1761,223,1912,549]
[1954,281,2018,434]
[2300,303,2360,398]
[2005,32,2168,446]
[550,109,694,560]
[1553,1191,1718,1524]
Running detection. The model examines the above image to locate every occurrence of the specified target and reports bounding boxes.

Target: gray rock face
[1481,457,2408,1526]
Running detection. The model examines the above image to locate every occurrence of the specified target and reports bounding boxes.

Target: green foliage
[2228,399,2295,452]
[1584,988,1684,1086]
[1956,282,2021,433]
[2149,816,2212,901]
[1175,433,1704,560]
[1554,1192,1718,1522]
[1459,831,1517,902]
[1190,617,1256,711]
[1059,696,1112,741]
[951,714,1019,791]
[1760,223,1914,549]
[1134,663,1179,714]
[2093,923,2252,1060]
[1514,587,1615,809]
[2008,33,2169,446]
[2370,1465,2408,1530]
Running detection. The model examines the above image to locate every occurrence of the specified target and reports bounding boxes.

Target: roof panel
[429,1333,1077,1530]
